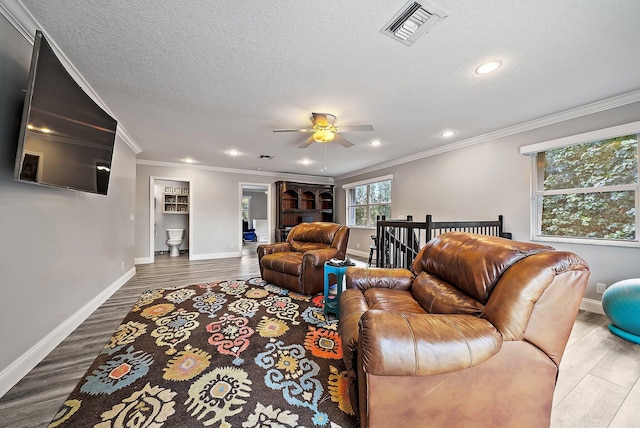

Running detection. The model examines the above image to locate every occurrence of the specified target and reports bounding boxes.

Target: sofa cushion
[411,272,484,315]
[345,267,414,292]
[363,289,428,314]
[260,252,303,276]
[412,232,552,304]
[290,241,331,253]
[287,222,343,253]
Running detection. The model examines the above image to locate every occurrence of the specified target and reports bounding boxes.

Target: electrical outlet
[596,282,607,294]
[356,243,360,249]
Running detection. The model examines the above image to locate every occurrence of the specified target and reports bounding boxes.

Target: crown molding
[335,89,640,181]
[0,0,34,42]
[116,126,143,154]
[0,0,143,155]
[136,159,334,185]
[520,120,640,155]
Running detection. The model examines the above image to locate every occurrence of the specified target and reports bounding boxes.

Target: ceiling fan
[273,113,374,148]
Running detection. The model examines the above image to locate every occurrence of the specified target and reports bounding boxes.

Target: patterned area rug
[48,278,357,427]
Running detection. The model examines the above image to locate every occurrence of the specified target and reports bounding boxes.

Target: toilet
[166,229,184,257]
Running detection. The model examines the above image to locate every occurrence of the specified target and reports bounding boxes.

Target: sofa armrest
[339,289,370,371]
[302,248,339,268]
[302,247,341,266]
[345,267,414,291]
[257,242,290,259]
[359,311,502,376]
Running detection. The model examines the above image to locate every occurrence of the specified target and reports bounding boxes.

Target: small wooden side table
[324,263,348,319]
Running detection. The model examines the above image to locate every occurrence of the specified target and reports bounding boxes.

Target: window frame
[241,196,251,223]
[521,121,640,247]
[342,175,393,229]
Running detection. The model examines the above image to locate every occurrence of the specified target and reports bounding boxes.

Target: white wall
[135,163,332,261]
[0,15,137,391]
[336,102,640,301]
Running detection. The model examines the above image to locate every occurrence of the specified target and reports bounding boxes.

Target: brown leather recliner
[257,222,349,295]
[340,232,590,428]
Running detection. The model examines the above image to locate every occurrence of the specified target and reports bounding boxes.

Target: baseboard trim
[0,267,136,398]
[580,297,605,315]
[137,251,243,264]
[190,251,241,261]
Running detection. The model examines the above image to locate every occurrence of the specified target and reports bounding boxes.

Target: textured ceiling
[12,0,640,178]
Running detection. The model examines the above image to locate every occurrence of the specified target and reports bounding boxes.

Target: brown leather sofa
[340,232,590,427]
[257,222,349,295]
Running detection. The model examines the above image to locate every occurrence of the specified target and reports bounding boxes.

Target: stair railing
[374,214,508,269]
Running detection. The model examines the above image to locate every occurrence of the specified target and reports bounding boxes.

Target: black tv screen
[14,30,117,195]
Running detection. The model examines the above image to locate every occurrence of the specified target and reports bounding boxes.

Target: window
[343,175,392,227]
[522,122,639,246]
[241,196,251,222]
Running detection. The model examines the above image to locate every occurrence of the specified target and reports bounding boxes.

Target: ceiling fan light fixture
[273,112,370,149]
[312,129,335,143]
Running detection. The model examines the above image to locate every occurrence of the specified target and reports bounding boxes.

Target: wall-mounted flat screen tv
[14,30,117,195]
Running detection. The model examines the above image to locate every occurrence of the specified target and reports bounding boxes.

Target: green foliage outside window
[348,180,391,227]
[241,197,250,222]
[354,186,367,205]
[539,135,638,240]
[354,206,367,226]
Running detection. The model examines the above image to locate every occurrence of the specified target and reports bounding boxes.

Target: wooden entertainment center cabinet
[275,181,335,242]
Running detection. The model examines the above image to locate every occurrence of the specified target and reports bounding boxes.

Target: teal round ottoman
[602,278,640,344]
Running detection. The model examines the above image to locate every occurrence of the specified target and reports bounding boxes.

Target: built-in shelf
[275,181,334,241]
[282,190,298,210]
[301,191,316,210]
[163,192,189,214]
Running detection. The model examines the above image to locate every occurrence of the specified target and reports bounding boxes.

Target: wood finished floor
[0,243,638,427]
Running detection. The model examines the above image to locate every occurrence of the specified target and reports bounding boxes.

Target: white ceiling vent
[381,1,448,46]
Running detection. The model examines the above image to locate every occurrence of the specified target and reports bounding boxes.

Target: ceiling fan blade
[336,124,374,132]
[273,128,314,133]
[298,136,315,148]
[334,134,354,148]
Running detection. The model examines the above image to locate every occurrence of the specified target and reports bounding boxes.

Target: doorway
[240,183,272,254]
[149,176,192,263]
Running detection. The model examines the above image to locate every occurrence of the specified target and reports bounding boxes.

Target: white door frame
[149,176,192,263]
[239,182,272,250]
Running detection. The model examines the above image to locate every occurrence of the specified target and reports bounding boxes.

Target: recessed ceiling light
[299,159,312,165]
[40,127,52,133]
[183,158,195,163]
[441,131,455,138]
[475,60,502,74]
[226,149,240,156]
[370,140,382,146]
